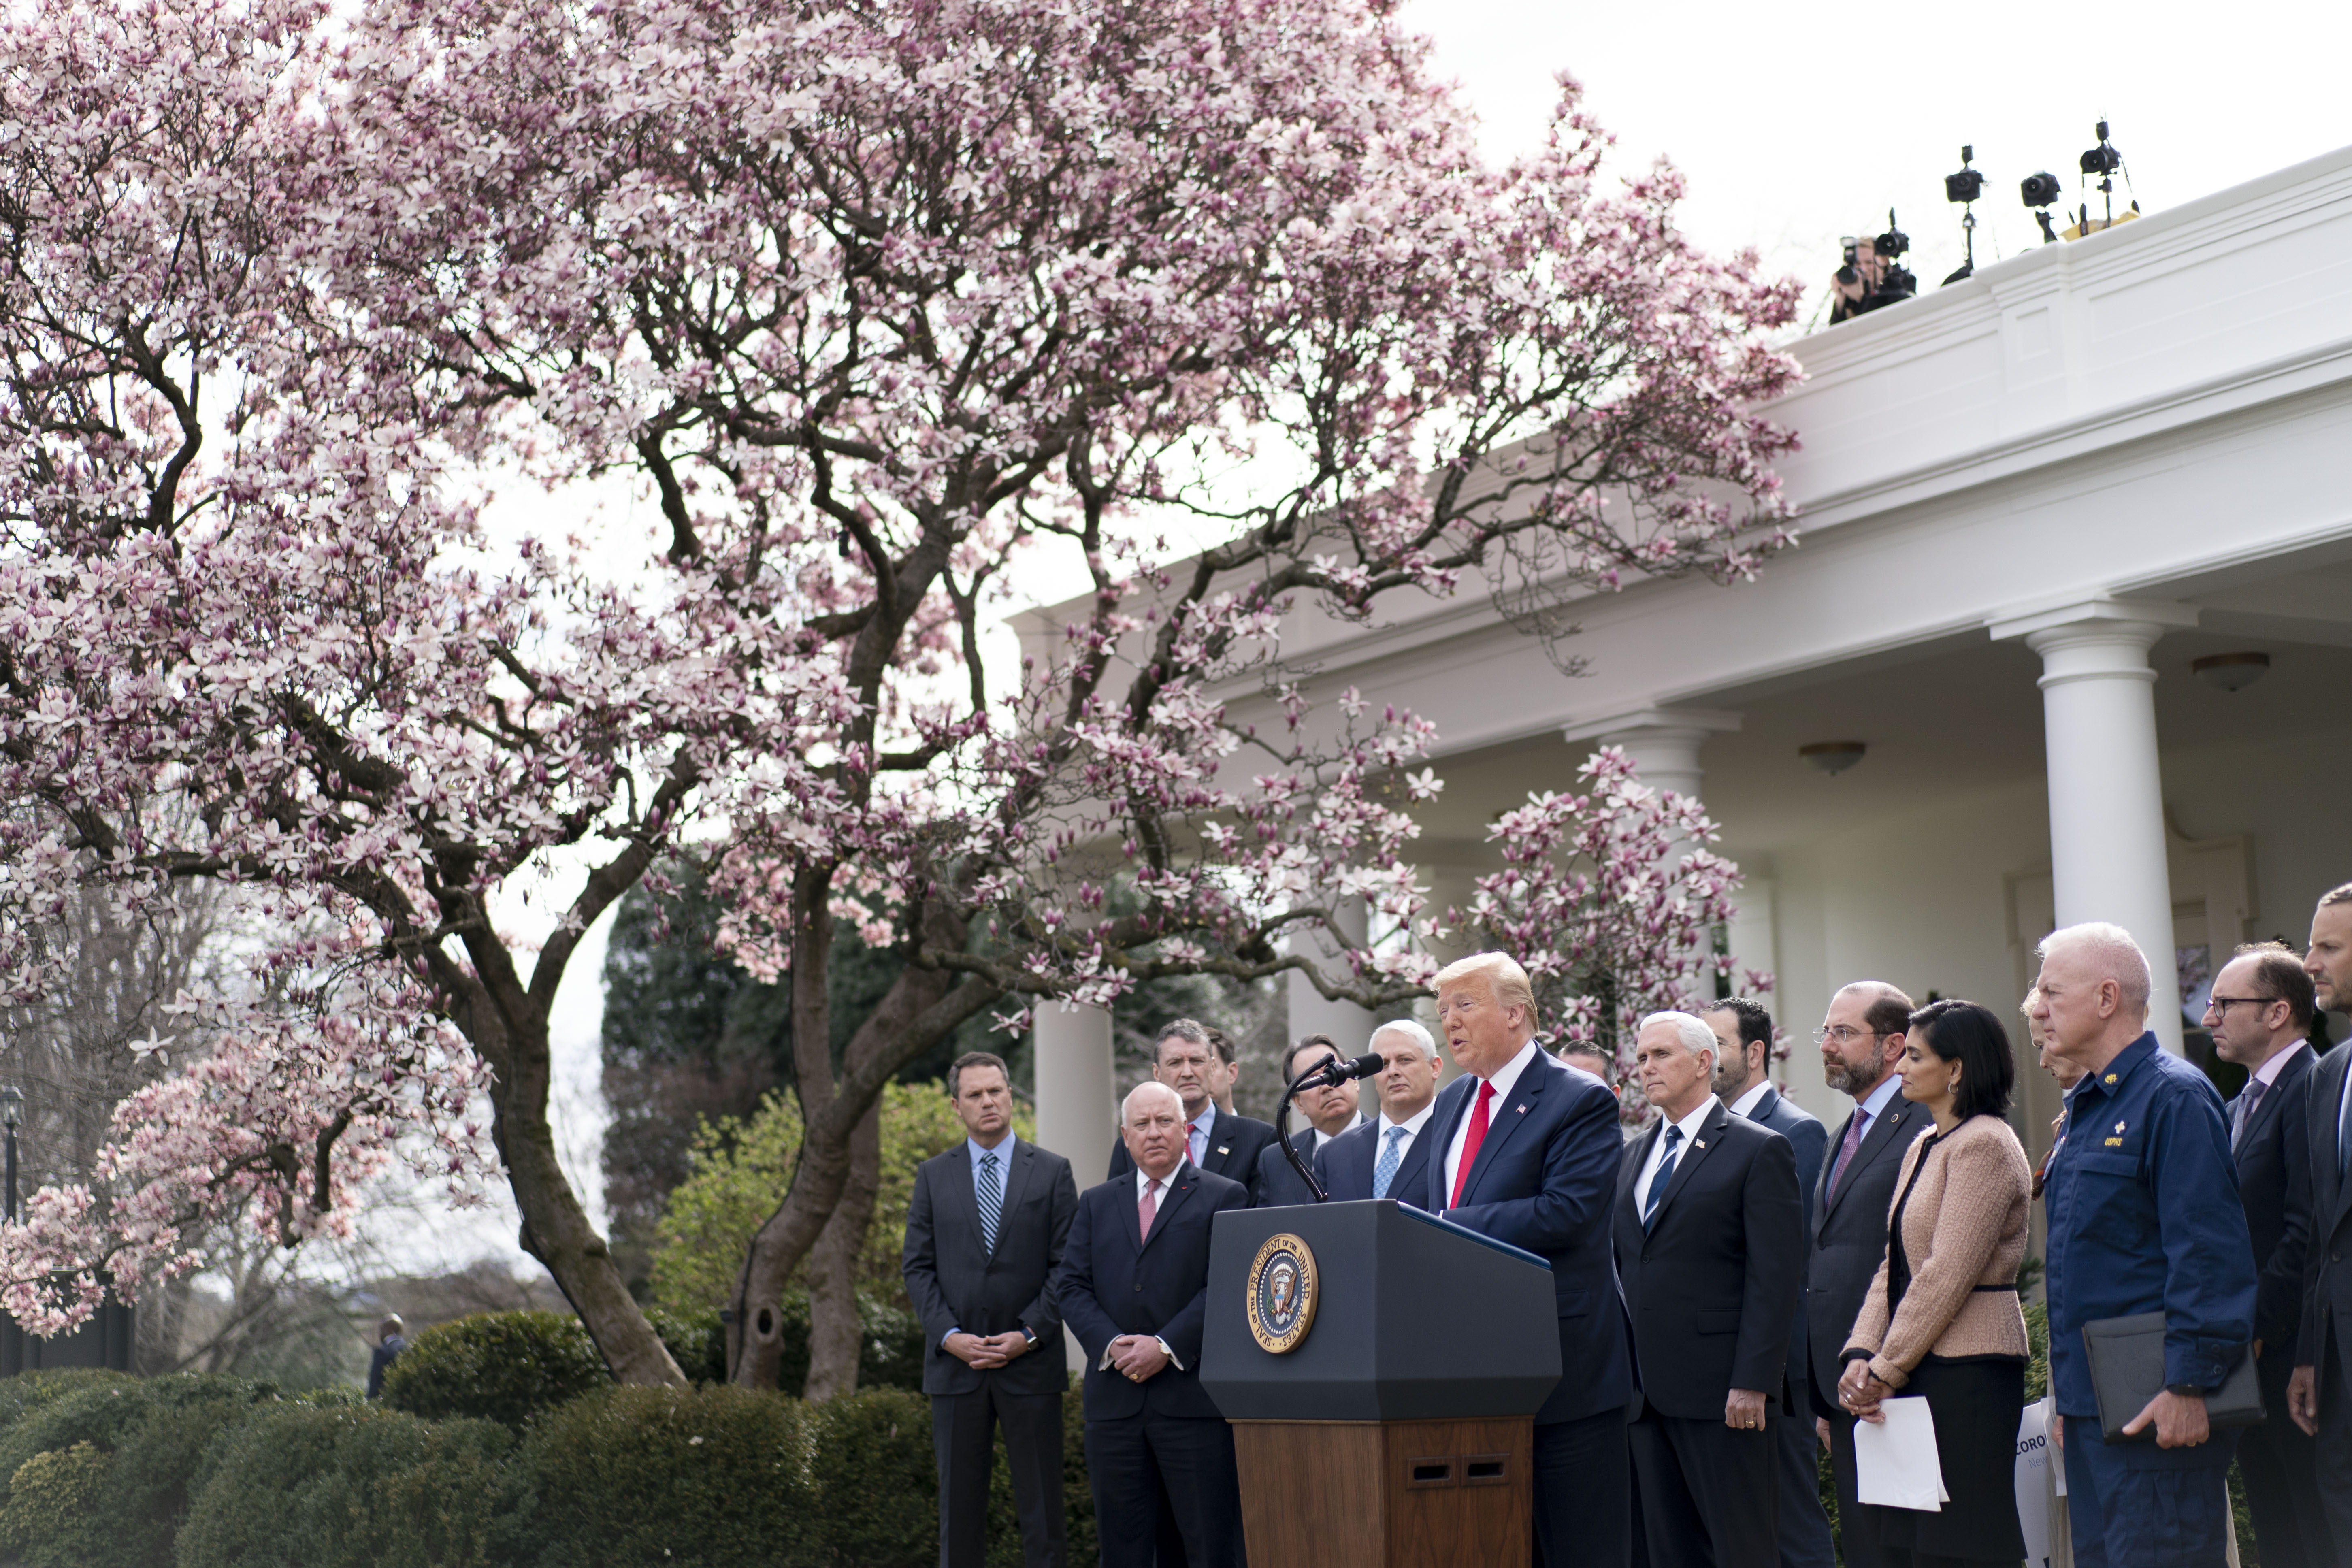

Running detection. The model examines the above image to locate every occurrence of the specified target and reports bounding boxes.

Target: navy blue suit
[1255,1118,1365,1208]
[2045,1031,2256,1568]
[1054,1162,1251,1568]
[1316,1113,1435,1206]
[1738,1087,1835,1568]
[2226,1044,2328,1568]
[1422,1050,1631,1568]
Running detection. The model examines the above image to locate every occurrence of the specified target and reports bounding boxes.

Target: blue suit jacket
[1316,1112,1435,1206]
[2045,1032,2256,1447]
[1742,1086,1827,1403]
[1052,1162,1252,1420]
[1420,1051,1632,1424]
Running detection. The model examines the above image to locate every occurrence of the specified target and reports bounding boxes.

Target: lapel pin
[1216,1146,1230,1157]
[1517,1105,1529,1115]
[1696,1140,1706,1149]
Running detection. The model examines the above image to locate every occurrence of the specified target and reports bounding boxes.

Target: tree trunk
[466,978,687,1388]
[731,889,992,1389]
[802,1095,881,1400]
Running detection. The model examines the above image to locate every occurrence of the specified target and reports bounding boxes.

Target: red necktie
[1138,1178,1159,1240]
[1450,1081,1496,1208]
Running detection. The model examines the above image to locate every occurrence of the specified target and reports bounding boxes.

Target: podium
[1200,1199,1560,1568]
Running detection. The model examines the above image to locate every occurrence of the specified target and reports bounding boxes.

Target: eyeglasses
[1811,1025,1883,1046]
[2203,995,2273,1015]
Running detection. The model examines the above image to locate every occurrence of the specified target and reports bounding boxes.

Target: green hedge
[0,1356,1088,1568]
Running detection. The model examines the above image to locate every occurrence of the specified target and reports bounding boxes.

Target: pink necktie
[1138,1178,1159,1240]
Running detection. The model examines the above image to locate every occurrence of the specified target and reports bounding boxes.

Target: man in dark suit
[1703,997,1833,1568]
[1422,952,1632,1568]
[903,1052,1080,1568]
[1319,1019,1444,1205]
[1057,1080,1252,1568]
[1804,981,1928,1568]
[1256,1034,1367,1206]
[2290,884,2352,1562]
[1616,1010,1803,1568]
[2204,943,2325,1566]
[1108,1018,1279,1204]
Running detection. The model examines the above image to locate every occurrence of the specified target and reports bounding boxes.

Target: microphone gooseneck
[1275,1053,1386,1202]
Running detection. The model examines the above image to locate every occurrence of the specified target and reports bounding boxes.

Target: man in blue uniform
[2032,922,2258,1568]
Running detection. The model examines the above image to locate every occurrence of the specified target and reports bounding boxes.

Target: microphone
[1296,1052,1385,1090]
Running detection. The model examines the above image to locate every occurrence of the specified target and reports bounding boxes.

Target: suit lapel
[1648,1102,1730,1227]
[2319,1049,2352,1238]
[1459,1057,1550,1206]
[1748,1087,1781,1123]
[2241,1047,2308,1152]
[1824,1100,1917,1217]
[990,1140,1033,1253]
[1620,1122,1660,1227]
[1140,1165,1199,1254]
[944,1144,982,1248]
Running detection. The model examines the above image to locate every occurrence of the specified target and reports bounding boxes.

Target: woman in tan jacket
[1837,999,2032,1567]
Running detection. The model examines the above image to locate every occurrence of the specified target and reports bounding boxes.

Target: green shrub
[2024,1300,2050,1404]
[647,1307,728,1385]
[382,1312,609,1428]
[0,1441,113,1568]
[804,1388,935,1568]
[175,1403,518,1568]
[0,1373,273,1568]
[513,1383,813,1568]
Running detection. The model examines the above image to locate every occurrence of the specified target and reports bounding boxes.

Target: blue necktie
[1373,1126,1407,1199]
[976,1151,1002,1253]
[1642,1127,1684,1231]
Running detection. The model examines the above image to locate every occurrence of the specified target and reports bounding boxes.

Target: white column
[1031,999,1114,1372]
[1990,598,2196,1054]
[1287,895,1376,1055]
[1561,705,1741,805]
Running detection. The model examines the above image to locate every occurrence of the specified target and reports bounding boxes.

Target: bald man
[1055,1082,1252,1568]
[2034,922,2255,1568]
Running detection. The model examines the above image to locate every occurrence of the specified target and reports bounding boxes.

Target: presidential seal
[1245,1233,1319,1354]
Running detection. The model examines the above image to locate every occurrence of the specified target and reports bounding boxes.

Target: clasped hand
[1836,1360,1894,1423]
[944,1331,1033,1370]
[1109,1334,1171,1383]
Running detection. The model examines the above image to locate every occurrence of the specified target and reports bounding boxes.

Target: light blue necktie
[1372,1126,1407,1199]
[976,1150,1002,1253]
[1642,1127,1684,1231]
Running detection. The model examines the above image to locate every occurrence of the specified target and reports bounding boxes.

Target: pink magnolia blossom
[0,0,1796,1378]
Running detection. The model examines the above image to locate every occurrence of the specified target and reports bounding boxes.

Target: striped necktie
[976,1150,1002,1253]
[1643,1127,1684,1231]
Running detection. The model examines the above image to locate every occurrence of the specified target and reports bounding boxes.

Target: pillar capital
[1987,596,2197,658]
[1560,706,1740,801]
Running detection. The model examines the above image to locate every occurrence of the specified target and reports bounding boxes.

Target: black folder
[2081,1311,2264,1443]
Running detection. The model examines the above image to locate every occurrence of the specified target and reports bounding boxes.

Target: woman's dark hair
[1907,999,2015,1120]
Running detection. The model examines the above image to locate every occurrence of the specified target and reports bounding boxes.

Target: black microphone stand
[1275,1062,1334,1204]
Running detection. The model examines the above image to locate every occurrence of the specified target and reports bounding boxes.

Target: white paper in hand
[1853,1397,1949,1512]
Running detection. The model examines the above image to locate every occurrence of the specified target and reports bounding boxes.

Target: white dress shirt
[1309,1113,1368,1151]
[1442,1040,1542,1204]
[1728,1080,1773,1120]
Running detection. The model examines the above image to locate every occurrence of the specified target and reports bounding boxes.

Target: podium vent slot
[1463,1455,1509,1485]
[1405,1459,1455,1488]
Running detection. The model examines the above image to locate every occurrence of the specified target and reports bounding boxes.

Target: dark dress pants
[934,1383,1065,1568]
[1534,1408,1630,1568]
[2237,1355,2331,1568]
[1085,1411,1243,1568]
[2320,1355,2352,1566]
[1773,1400,1835,1568]
[1629,1404,1779,1568]
[1828,1411,1895,1568]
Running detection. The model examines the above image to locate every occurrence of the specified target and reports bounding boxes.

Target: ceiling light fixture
[2190,652,2270,693]
[1799,741,1868,776]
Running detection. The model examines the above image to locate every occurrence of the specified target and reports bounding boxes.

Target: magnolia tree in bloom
[0,0,1797,1389]
[1453,745,1769,1121]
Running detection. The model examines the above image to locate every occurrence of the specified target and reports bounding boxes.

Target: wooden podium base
[1231,1417,1531,1568]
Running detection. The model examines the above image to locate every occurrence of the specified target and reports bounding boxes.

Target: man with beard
[1805,982,1931,1568]
[2290,884,2352,1562]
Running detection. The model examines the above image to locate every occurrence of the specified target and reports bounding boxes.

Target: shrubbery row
[0,1311,1094,1568]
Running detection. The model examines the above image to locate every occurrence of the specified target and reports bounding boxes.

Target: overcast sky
[1398,0,2352,324]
